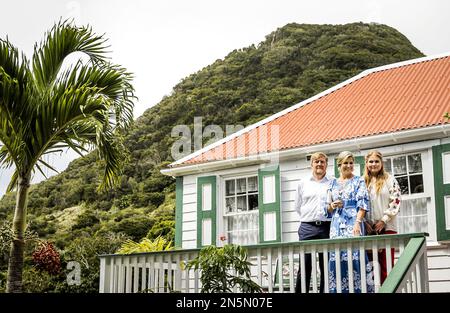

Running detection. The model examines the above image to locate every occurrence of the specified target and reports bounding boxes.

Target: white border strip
[171,52,450,167]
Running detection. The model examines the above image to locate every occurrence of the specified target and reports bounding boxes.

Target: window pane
[236,178,247,194]
[226,197,236,213]
[408,154,422,174]
[248,194,258,211]
[227,214,258,245]
[226,180,235,196]
[383,159,392,174]
[237,195,246,212]
[393,156,407,175]
[396,176,409,194]
[410,174,424,194]
[248,176,258,193]
[397,198,428,234]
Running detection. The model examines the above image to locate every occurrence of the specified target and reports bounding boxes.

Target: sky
[0,0,449,196]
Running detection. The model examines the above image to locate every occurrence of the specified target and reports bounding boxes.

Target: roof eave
[161,123,450,177]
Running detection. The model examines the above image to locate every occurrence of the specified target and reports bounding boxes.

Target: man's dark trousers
[295,221,330,293]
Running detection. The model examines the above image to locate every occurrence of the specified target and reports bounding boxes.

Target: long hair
[364,150,389,194]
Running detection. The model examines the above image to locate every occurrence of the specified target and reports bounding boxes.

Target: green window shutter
[432,143,450,241]
[197,176,217,248]
[334,155,365,177]
[175,176,183,248]
[258,165,281,243]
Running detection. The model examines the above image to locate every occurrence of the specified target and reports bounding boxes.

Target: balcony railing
[99,232,428,293]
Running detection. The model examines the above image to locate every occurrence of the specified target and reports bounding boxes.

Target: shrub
[57,232,128,293]
[32,241,61,275]
[146,220,175,242]
[185,245,262,293]
[72,211,100,230]
[116,236,173,254]
[111,216,154,241]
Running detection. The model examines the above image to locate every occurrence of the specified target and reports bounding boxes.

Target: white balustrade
[99,233,428,293]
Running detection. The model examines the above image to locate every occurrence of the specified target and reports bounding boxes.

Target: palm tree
[0,20,135,292]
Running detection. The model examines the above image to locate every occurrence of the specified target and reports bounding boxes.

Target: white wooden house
[99,53,450,293]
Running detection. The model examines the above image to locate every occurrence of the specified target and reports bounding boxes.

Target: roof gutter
[161,124,450,177]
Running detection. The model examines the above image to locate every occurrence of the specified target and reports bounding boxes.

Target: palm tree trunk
[6,175,31,293]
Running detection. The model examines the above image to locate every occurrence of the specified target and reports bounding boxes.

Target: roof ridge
[170,52,450,167]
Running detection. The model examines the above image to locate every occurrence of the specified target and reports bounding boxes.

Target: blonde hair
[364,150,389,194]
[310,152,328,163]
[336,151,354,167]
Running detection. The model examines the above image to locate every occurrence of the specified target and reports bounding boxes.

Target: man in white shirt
[295,152,331,293]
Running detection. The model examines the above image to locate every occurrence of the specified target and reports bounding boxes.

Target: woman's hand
[329,200,343,210]
[374,220,386,234]
[365,221,374,235]
[353,220,362,236]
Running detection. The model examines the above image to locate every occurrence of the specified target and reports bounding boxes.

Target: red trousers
[368,230,397,284]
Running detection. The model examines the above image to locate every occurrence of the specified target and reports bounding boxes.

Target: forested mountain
[0,22,423,292]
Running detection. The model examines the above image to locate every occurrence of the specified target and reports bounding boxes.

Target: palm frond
[32,19,110,89]
[37,158,59,174]
[0,38,34,119]
[53,60,135,130]
[6,168,18,192]
[2,20,135,195]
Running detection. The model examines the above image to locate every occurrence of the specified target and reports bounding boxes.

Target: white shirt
[295,175,331,222]
[367,175,401,232]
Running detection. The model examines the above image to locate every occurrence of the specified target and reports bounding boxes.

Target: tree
[0,20,135,292]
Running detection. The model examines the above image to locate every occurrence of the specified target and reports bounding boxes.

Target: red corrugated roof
[174,55,450,166]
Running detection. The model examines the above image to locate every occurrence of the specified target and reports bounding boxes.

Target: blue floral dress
[325,176,375,293]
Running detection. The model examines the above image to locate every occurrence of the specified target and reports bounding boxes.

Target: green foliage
[186,245,262,293]
[445,112,449,120]
[0,22,423,224]
[116,236,173,254]
[110,215,154,241]
[71,210,100,231]
[147,220,175,242]
[22,267,60,293]
[57,232,128,293]
[0,221,39,267]
[0,22,424,292]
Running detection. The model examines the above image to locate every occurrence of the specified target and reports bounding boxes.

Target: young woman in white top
[364,150,401,284]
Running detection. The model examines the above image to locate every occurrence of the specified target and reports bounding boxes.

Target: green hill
[0,22,423,292]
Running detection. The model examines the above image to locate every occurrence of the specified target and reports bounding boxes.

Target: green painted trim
[432,143,450,241]
[334,155,365,177]
[378,237,426,293]
[196,176,217,248]
[258,166,281,243]
[175,177,183,248]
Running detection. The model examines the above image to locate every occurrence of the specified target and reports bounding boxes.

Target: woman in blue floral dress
[325,151,375,293]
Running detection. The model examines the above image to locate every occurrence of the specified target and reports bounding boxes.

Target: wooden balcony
[99,232,428,293]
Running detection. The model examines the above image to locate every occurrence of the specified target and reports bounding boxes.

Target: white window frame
[381,149,435,241]
[383,150,428,232]
[383,152,425,199]
[221,173,259,246]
